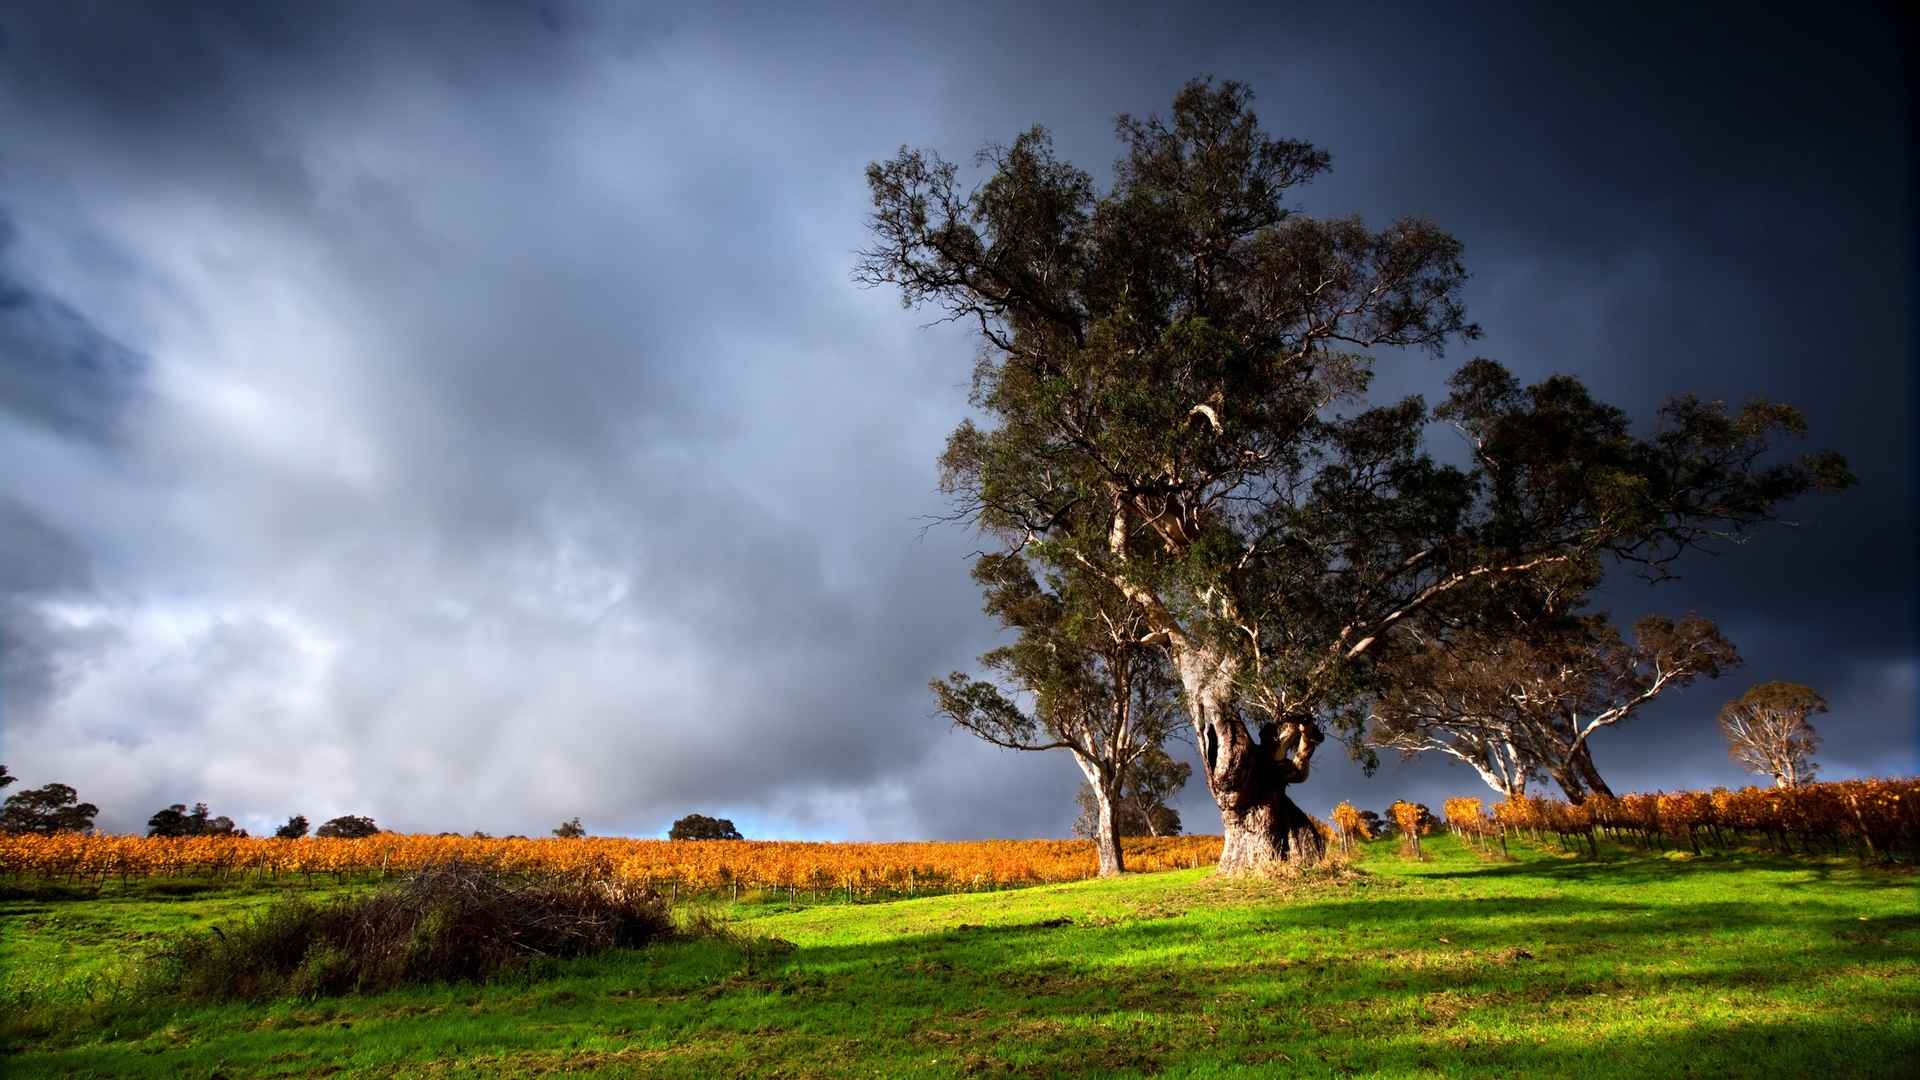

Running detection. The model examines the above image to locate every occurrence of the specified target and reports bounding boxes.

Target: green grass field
[3,836,1915,1077]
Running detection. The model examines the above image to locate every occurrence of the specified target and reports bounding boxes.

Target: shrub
[143,861,674,1001]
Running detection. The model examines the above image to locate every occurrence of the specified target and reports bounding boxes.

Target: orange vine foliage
[1330,801,1370,851]
[0,832,1223,894]
[1492,777,1918,859]
[1389,800,1425,856]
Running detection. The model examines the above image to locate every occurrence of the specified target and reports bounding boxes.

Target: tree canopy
[315,815,380,839]
[148,802,244,838]
[668,814,743,841]
[1,782,100,835]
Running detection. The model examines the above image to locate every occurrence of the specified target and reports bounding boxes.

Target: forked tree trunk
[1178,653,1326,874]
[1075,753,1127,877]
[1552,766,1588,804]
[1571,743,1613,798]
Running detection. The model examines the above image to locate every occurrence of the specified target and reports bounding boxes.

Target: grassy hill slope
[4,837,1916,1077]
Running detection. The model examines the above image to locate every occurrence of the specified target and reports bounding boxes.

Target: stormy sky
[0,1,1911,838]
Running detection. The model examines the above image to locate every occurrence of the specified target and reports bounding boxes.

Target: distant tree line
[0,769,736,844]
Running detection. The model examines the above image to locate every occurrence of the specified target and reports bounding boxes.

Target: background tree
[553,817,587,839]
[1369,600,1740,802]
[860,77,1850,871]
[935,556,1183,875]
[1072,746,1189,839]
[274,815,310,839]
[315,814,380,839]
[1358,809,1387,839]
[0,765,13,791]
[1719,681,1825,788]
[668,814,742,841]
[147,802,243,837]
[0,782,100,835]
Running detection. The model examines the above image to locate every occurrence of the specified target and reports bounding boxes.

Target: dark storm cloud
[0,1,1907,837]
[0,213,145,444]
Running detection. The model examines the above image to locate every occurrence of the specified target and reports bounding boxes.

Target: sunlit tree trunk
[1178,653,1325,874]
[1094,785,1124,877]
[1076,755,1127,876]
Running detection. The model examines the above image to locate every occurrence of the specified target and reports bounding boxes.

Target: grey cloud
[0,1,1907,836]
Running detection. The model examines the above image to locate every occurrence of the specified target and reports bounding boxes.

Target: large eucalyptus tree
[862,79,1851,872]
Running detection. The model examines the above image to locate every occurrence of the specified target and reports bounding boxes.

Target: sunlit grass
[3,836,1914,1077]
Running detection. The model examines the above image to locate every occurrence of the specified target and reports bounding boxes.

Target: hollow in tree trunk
[1180,657,1326,874]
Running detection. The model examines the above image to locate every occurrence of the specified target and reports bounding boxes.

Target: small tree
[149,802,245,837]
[315,814,380,839]
[936,556,1183,877]
[274,815,310,839]
[1719,681,1825,788]
[0,765,14,791]
[553,817,587,839]
[1072,748,1189,839]
[0,783,100,835]
[1370,603,1740,803]
[1358,809,1387,840]
[668,814,742,841]
[1118,747,1191,836]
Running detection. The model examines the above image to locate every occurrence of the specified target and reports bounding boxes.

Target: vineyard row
[0,832,1223,897]
[1426,777,1919,860]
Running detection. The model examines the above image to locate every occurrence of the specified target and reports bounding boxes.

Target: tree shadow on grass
[9,866,1917,1079]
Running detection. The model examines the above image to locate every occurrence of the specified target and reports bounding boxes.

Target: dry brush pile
[145,861,677,1001]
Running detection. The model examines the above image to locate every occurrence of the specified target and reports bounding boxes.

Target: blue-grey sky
[0,1,1911,838]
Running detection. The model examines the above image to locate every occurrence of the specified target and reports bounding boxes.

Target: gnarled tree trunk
[1178,652,1326,874]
